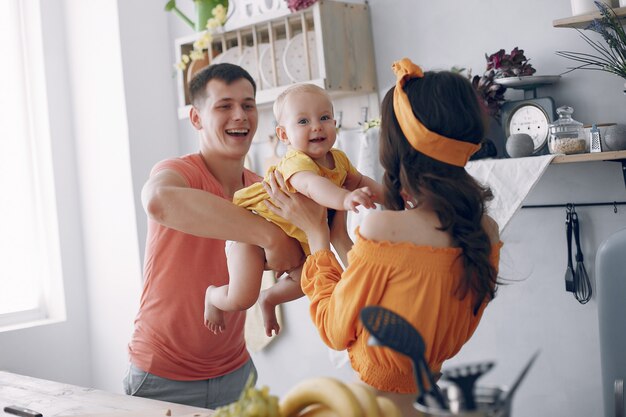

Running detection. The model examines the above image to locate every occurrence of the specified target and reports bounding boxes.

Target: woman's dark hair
[189,63,256,106]
[379,70,497,314]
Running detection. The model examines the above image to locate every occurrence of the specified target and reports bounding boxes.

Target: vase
[195,0,229,31]
[187,51,211,83]
[506,133,535,158]
[570,0,614,15]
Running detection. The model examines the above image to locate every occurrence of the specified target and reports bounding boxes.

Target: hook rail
[521,201,626,212]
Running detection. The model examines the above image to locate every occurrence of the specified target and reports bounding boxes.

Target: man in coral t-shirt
[124,63,303,409]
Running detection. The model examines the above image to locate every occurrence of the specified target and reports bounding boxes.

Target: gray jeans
[123,359,257,409]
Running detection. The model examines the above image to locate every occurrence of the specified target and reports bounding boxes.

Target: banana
[296,404,339,417]
[375,396,403,417]
[280,377,364,417]
[344,382,381,417]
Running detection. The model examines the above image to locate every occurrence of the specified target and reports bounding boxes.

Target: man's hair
[272,83,331,124]
[188,63,256,106]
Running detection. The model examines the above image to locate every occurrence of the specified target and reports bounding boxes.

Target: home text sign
[225,0,291,31]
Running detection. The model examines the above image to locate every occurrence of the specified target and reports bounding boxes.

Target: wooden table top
[0,371,212,417]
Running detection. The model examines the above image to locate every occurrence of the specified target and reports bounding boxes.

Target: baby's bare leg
[258,265,304,337]
[204,242,265,334]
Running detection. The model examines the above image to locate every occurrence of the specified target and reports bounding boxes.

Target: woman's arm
[264,171,386,350]
[329,210,353,266]
[264,171,331,254]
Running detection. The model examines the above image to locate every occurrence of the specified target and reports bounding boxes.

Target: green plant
[556,1,626,83]
[166,1,229,71]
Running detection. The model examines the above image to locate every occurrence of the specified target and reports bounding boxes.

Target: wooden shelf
[553,6,626,28]
[551,150,626,163]
[174,0,377,119]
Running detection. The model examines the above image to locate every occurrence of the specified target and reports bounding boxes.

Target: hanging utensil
[571,208,592,304]
[360,305,448,409]
[440,361,495,411]
[616,379,624,417]
[564,205,575,293]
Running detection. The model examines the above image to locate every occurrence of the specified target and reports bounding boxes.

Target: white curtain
[335,126,384,240]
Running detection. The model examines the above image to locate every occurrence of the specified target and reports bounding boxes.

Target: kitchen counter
[0,371,212,417]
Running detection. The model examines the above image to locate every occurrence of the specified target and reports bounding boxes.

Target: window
[0,0,65,329]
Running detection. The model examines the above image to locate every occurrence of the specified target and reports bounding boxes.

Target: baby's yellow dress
[233,148,357,255]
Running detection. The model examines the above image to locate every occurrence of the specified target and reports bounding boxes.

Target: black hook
[615,201,618,214]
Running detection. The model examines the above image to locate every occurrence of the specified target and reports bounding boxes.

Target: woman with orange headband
[264,58,503,415]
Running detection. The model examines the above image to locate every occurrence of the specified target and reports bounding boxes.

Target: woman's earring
[400,190,417,209]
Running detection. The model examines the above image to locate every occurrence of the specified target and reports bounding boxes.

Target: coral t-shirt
[128,153,261,380]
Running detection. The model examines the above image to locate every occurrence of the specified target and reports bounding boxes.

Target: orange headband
[392,58,481,167]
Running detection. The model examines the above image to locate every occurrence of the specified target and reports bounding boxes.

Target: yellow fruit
[344,382,381,417]
[375,396,403,417]
[297,404,339,417]
[280,377,364,417]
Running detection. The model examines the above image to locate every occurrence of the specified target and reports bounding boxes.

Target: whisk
[571,209,592,304]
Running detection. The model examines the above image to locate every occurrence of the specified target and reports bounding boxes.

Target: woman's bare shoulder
[359,210,400,241]
[482,214,501,244]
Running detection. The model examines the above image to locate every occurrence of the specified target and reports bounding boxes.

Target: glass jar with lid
[548,106,587,155]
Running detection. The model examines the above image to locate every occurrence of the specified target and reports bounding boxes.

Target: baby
[204,83,383,336]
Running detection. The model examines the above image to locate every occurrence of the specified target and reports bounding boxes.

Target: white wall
[0,0,92,387]
[2,1,626,417]
[0,0,177,393]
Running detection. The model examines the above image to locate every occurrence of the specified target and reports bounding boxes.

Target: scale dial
[506,103,550,154]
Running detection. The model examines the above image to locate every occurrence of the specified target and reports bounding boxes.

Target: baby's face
[278,91,336,162]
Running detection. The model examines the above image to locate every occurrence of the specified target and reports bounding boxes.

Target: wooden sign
[225,0,291,31]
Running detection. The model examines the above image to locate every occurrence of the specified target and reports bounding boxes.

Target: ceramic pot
[167,0,229,31]
[506,133,535,158]
[195,0,228,31]
[570,0,614,15]
[604,124,626,151]
[186,51,211,83]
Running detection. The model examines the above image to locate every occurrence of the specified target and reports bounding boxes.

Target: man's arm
[142,169,304,272]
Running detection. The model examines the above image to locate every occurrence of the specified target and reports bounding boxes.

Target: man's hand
[262,228,304,275]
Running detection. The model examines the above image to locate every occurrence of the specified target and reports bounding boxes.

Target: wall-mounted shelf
[551,150,626,163]
[551,150,626,188]
[175,0,377,119]
[553,6,626,28]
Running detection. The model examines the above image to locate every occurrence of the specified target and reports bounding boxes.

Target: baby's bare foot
[259,290,280,337]
[204,286,225,334]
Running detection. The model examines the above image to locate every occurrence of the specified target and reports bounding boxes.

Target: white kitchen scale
[497,75,561,156]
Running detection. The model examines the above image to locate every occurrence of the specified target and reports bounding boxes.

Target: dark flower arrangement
[556,1,626,91]
[485,47,537,77]
[286,0,318,12]
[462,47,536,122]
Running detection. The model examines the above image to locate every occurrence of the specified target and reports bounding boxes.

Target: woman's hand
[329,210,353,267]
[263,171,331,253]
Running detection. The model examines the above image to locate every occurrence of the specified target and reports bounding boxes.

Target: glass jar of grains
[548,106,587,155]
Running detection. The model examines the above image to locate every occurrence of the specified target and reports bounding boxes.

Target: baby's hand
[343,187,375,213]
